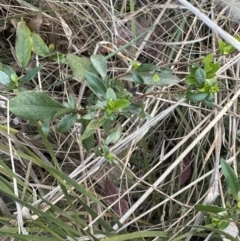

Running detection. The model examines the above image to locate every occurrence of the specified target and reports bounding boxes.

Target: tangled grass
[0,0,240,240]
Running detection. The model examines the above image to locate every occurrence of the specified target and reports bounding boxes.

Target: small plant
[218,35,240,55]
[194,159,239,238]
[185,53,220,107]
[6,18,183,160]
[0,19,65,92]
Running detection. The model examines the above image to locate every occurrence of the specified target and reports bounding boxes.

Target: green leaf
[131,69,144,84]
[126,103,143,115]
[206,62,220,79]
[31,32,51,57]
[113,99,130,110]
[1,64,16,77]
[218,39,225,54]
[153,73,160,82]
[131,60,140,69]
[66,54,97,80]
[195,204,228,213]
[52,108,75,120]
[190,64,200,76]
[203,53,214,71]
[220,158,240,200]
[19,66,43,85]
[105,123,122,145]
[79,128,95,142]
[57,114,77,132]
[106,88,117,101]
[0,71,11,85]
[90,54,107,79]
[16,20,32,68]
[41,123,50,136]
[185,75,196,85]
[218,219,230,230]
[136,63,161,72]
[82,133,95,152]
[9,91,65,124]
[195,68,206,87]
[85,72,107,100]
[121,70,180,86]
[186,91,208,102]
[87,118,105,129]
[68,94,76,108]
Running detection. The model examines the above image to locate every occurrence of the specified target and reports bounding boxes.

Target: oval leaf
[131,69,144,84]
[106,88,117,101]
[79,128,95,142]
[220,158,240,200]
[66,54,97,80]
[195,68,206,87]
[113,99,130,110]
[186,91,208,102]
[90,54,107,79]
[9,92,65,123]
[57,114,77,132]
[31,32,51,57]
[0,71,11,85]
[85,72,107,100]
[16,20,32,68]
[105,124,122,145]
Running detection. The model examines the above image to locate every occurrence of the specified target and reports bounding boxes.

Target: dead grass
[0,0,240,240]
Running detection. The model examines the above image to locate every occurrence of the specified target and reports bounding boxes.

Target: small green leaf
[41,123,50,136]
[195,68,206,87]
[105,123,122,145]
[85,72,107,100]
[218,39,225,54]
[19,66,43,85]
[10,73,19,87]
[131,60,140,69]
[87,118,105,129]
[79,128,95,142]
[90,54,107,79]
[126,103,143,115]
[52,108,75,120]
[186,91,208,102]
[121,71,180,86]
[137,63,161,72]
[113,99,130,110]
[57,114,77,132]
[16,20,32,68]
[203,53,213,69]
[0,71,11,85]
[66,54,97,80]
[68,94,76,108]
[9,91,65,124]
[218,219,230,230]
[153,73,160,82]
[220,158,240,200]
[205,62,220,79]
[131,69,144,84]
[195,204,228,213]
[185,75,196,85]
[106,88,117,101]
[31,32,51,57]
[1,64,16,78]
[82,133,94,152]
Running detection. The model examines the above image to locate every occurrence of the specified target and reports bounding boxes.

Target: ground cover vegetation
[0,0,240,240]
